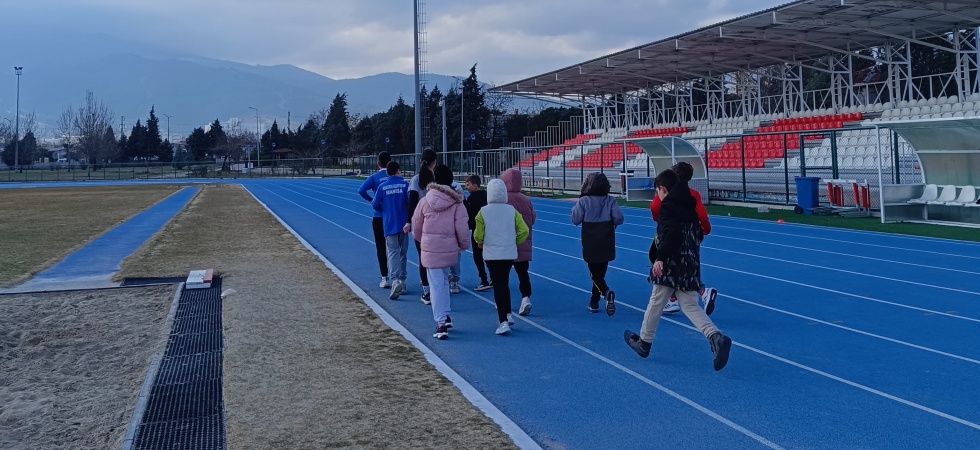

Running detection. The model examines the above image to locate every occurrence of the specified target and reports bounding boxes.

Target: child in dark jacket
[463,174,491,291]
[625,169,732,371]
[650,161,718,315]
[571,173,624,316]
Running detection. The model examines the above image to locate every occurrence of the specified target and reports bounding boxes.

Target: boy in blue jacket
[372,161,411,300]
[358,151,392,288]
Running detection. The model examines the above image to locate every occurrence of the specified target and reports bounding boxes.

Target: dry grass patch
[0,185,181,287]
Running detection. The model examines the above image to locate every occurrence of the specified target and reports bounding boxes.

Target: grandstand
[490,0,980,224]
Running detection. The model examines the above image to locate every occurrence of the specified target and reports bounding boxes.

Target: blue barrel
[794,176,820,215]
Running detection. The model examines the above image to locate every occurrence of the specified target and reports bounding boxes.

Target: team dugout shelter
[494,0,980,226]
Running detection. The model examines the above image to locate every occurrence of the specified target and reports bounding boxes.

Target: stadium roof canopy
[494,0,980,97]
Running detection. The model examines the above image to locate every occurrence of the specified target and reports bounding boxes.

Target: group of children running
[361,151,732,371]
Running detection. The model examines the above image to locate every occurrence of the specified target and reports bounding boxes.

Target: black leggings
[587,262,610,300]
[414,240,428,286]
[486,260,514,323]
[470,232,488,283]
[513,260,531,298]
[372,218,388,277]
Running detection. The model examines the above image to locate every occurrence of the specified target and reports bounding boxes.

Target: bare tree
[57,107,77,161]
[73,91,117,166]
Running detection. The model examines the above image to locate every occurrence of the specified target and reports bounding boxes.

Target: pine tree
[145,107,163,160]
[324,93,351,154]
[127,120,147,161]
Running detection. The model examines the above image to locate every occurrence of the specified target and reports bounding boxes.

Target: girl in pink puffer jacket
[412,164,470,340]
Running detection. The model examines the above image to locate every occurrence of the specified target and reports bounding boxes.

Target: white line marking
[246,185,542,450]
[251,182,784,448]
[261,180,980,433]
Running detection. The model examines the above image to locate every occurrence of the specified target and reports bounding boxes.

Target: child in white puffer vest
[474,178,529,335]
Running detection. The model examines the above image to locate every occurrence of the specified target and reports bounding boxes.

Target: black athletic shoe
[605,290,616,317]
[709,332,732,371]
[475,281,492,292]
[588,299,600,313]
[434,324,449,340]
[444,315,453,329]
[624,330,651,358]
[702,287,718,316]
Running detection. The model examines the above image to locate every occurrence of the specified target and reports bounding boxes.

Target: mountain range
[0,29,487,140]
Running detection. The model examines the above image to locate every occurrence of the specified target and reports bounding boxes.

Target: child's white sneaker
[518,297,532,316]
[495,322,511,335]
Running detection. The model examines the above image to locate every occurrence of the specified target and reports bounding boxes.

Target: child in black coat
[463,174,491,291]
[625,169,732,371]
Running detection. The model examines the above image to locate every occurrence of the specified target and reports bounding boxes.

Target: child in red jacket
[649,162,718,315]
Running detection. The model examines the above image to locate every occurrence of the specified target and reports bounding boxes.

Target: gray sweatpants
[385,233,409,281]
[640,283,719,343]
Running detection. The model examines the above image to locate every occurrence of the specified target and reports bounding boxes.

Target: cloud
[6,0,779,82]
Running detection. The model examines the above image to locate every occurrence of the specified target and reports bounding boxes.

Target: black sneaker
[588,299,599,313]
[624,330,651,358]
[475,281,492,292]
[434,324,449,340]
[709,332,732,371]
[605,290,616,317]
[444,315,453,329]
[420,293,431,305]
[702,287,718,316]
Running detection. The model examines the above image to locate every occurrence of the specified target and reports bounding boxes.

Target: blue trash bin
[794,176,820,215]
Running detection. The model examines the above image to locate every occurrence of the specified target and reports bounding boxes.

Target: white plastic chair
[927,185,957,204]
[909,184,938,204]
[947,185,977,206]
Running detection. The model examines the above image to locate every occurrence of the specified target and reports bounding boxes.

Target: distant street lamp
[452,76,465,153]
[14,66,23,172]
[162,113,171,143]
[248,106,260,169]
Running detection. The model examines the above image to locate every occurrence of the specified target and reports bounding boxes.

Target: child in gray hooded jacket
[571,172,624,316]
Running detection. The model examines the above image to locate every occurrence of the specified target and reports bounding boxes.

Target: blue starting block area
[242,177,980,450]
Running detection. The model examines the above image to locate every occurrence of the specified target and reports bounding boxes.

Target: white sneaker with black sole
[474,281,492,292]
[663,300,681,314]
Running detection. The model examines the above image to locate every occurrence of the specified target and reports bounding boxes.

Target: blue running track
[238,178,980,450]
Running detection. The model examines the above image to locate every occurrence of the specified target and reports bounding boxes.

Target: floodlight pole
[248,107,260,170]
[441,100,447,164]
[162,113,171,143]
[14,66,23,172]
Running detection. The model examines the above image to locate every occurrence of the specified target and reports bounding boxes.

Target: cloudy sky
[11,0,779,83]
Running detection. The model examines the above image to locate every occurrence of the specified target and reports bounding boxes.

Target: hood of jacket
[501,168,523,193]
[486,179,508,204]
[425,183,464,211]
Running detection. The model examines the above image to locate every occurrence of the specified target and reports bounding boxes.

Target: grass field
[0,185,181,286]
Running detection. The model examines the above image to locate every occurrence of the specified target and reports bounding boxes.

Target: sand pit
[0,285,174,449]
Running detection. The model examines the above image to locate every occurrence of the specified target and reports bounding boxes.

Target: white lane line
[253,182,785,449]
[532,245,980,365]
[524,263,980,432]
[265,181,980,433]
[534,226,980,324]
[300,183,980,319]
[246,185,544,450]
[535,205,980,275]
[531,200,980,259]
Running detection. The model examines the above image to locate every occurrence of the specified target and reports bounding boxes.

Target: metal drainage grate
[132,277,226,450]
